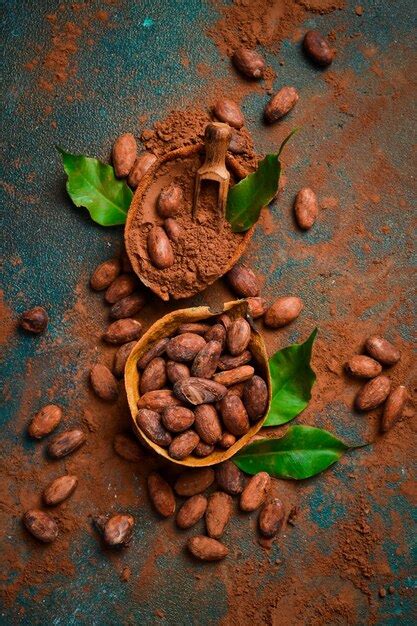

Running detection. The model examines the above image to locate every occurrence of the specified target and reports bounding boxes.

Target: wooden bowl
[124,144,253,301]
[125,300,271,467]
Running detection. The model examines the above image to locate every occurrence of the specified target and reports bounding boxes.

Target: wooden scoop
[193,122,232,220]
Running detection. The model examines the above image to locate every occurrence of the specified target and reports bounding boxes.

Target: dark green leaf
[226,128,298,233]
[265,328,317,427]
[233,425,348,479]
[58,148,133,226]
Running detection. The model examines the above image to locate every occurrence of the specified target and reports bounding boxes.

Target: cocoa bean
[264,296,303,328]
[219,432,236,449]
[264,86,299,123]
[213,99,244,129]
[178,323,211,336]
[205,323,226,347]
[103,318,142,344]
[240,472,270,512]
[168,430,200,460]
[218,350,252,371]
[206,492,233,539]
[105,274,138,304]
[294,188,319,230]
[19,306,48,334]
[174,468,215,496]
[43,475,78,506]
[213,365,254,387]
[232,47,265,79]
[28,404,62,439]
[176,495,208,529]
[194,404,222,445]
[147,225,175,269]
[90,258,121,291]
[227,318,251,356]
[137,389,181,411]
[157,183,183,218]
[227,264,260,297]
[166,361,190,384]
[113,433,144,462]
[137,338,169,370]
[140,357,167,394]
[90,364,119,401]
[226,383,244,398]
[247,297,268,319]
[47,429,86,459]
[121,249,133,273]
[173,377,227,405]
[104,514,134,546]
[303,30,334,66]
[166,333,206,362]
[147,472,176,517]
[191,340,222,378]
[112,133,137,177]
[109,292,146,319]
[218,313,232,330]
[219,395,250,436]
[382,386,408,432]
[162,406,195,432]
[136,408,172,446]
[355,375,391,411]
[113,341,136,378]
[127,152,156,189]
[365,336,400,366]
[23,509,58,543]
[164,218,182,242]
[243,375,268,421]
[258,498,285,537]
[229,131,246,155]
[215,461,245,495]
[187,535,228,561]
[345,355,382,379]
[194,442,215,457]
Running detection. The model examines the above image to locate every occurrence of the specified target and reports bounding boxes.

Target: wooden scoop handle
[201,122,232,178]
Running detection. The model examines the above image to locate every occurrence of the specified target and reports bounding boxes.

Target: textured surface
[1,1,416,624]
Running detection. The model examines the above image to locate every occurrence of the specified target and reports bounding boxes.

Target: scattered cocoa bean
[191,340,222,378]
[303,30,334,66]
[90,364,119,401]
[104,514,135,546]
[219,395,250,436]
[174,468,215,496]
[355,375,391,411]
[113,433,144,462]
[105,274,138,304]
[187,535,228,561]
[178,323,211,336]
[103,318,142,344]
[228,131,246,154]
[136,408,172,446]
[166,361,190,384]
[127,152,156,189]
[264,86,299,123]
[23,510,58,543]
[194,404,222,445]
[164,218,182,242]
[137,338,169,370]
[194,442,215,457]
[214,365,254,387]
[381,386,408,432]
[365,336,400,366]
[243,375,269,421]
[232,47,265,79]
[113,341,136,378]
[47,429,86,459]
[227,318,251,356]
[168,430,200,460]
[28,404,62,439]
[166,333,206,362]
[294,187,319,230]
[206,492,233,539]
[227,265,260,297]
[162,406,195,433]
[148,473,176,517]
[259,498,285,537]
[176,495,208,529]
[157,183,183,218]
[219,432,237,449]
[173,377,227,405]
[137,389,181,411]
[215,461,245,495]
[218,350,252,371]
[43,475,78,506]
[112,133,137,178]
[109,292,146,319]
[147,225,175,269]
[247,297,268,319]
[213,99,244,129]
[140,357,167,394]
[264,296,303,328]
[90,258,122,291]
[19,306,48,334]
[345,355,382,379]
[240,472,270,512]
[205,323,226,347]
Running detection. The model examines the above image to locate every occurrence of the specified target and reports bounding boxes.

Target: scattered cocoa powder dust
[39,15,82,93]
[0,290,16,347]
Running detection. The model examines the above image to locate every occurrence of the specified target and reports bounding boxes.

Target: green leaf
[233,425,349,479]
[265,328,317,427]
[226,129,298,233]
[58,148,133,226]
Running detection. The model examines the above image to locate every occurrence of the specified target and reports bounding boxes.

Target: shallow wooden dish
[125,300,271,467]
[124,143,254,301]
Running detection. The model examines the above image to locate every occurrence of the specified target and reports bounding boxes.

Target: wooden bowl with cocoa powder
[125,300,271,467]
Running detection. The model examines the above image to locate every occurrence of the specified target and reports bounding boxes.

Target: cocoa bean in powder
[19,306,48,334]
[294,187,319,230]
[157,183,183,218]
[187,535,228,561]
[140,357,167,394]
[365,336,400,365]
[174,468,215,496]
[240,472,270,512]
[194,404,222,445]
[28,404,62,439]
[147,225,175,269]
[345,355,382,379]
[162,405,195,433]
[381,385,408,433]
[112,133,137,178]
[264,296,303,328]
[355,375,391,411]
[232,47,265,79]
[136,408,172,446]
[173,377,227,405]
[227,264,260,297]
[127,152,156,189]
[259,498,285,537]
[164,218,183,242]
[90,258,121,291]
[103,318,142,344]
[303,30,334,66]
[206,492,233,539]
[90,364,119,401]
[168,430,200,460]
[23,509,58,543]
[176,495,208,529]
[213,99,244,129]
[47,429,86,459]
[166,333,206,362]
[43,475,78,506]
[147,472,176,517]
[264,86,299,123]
[227,318,251,356]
